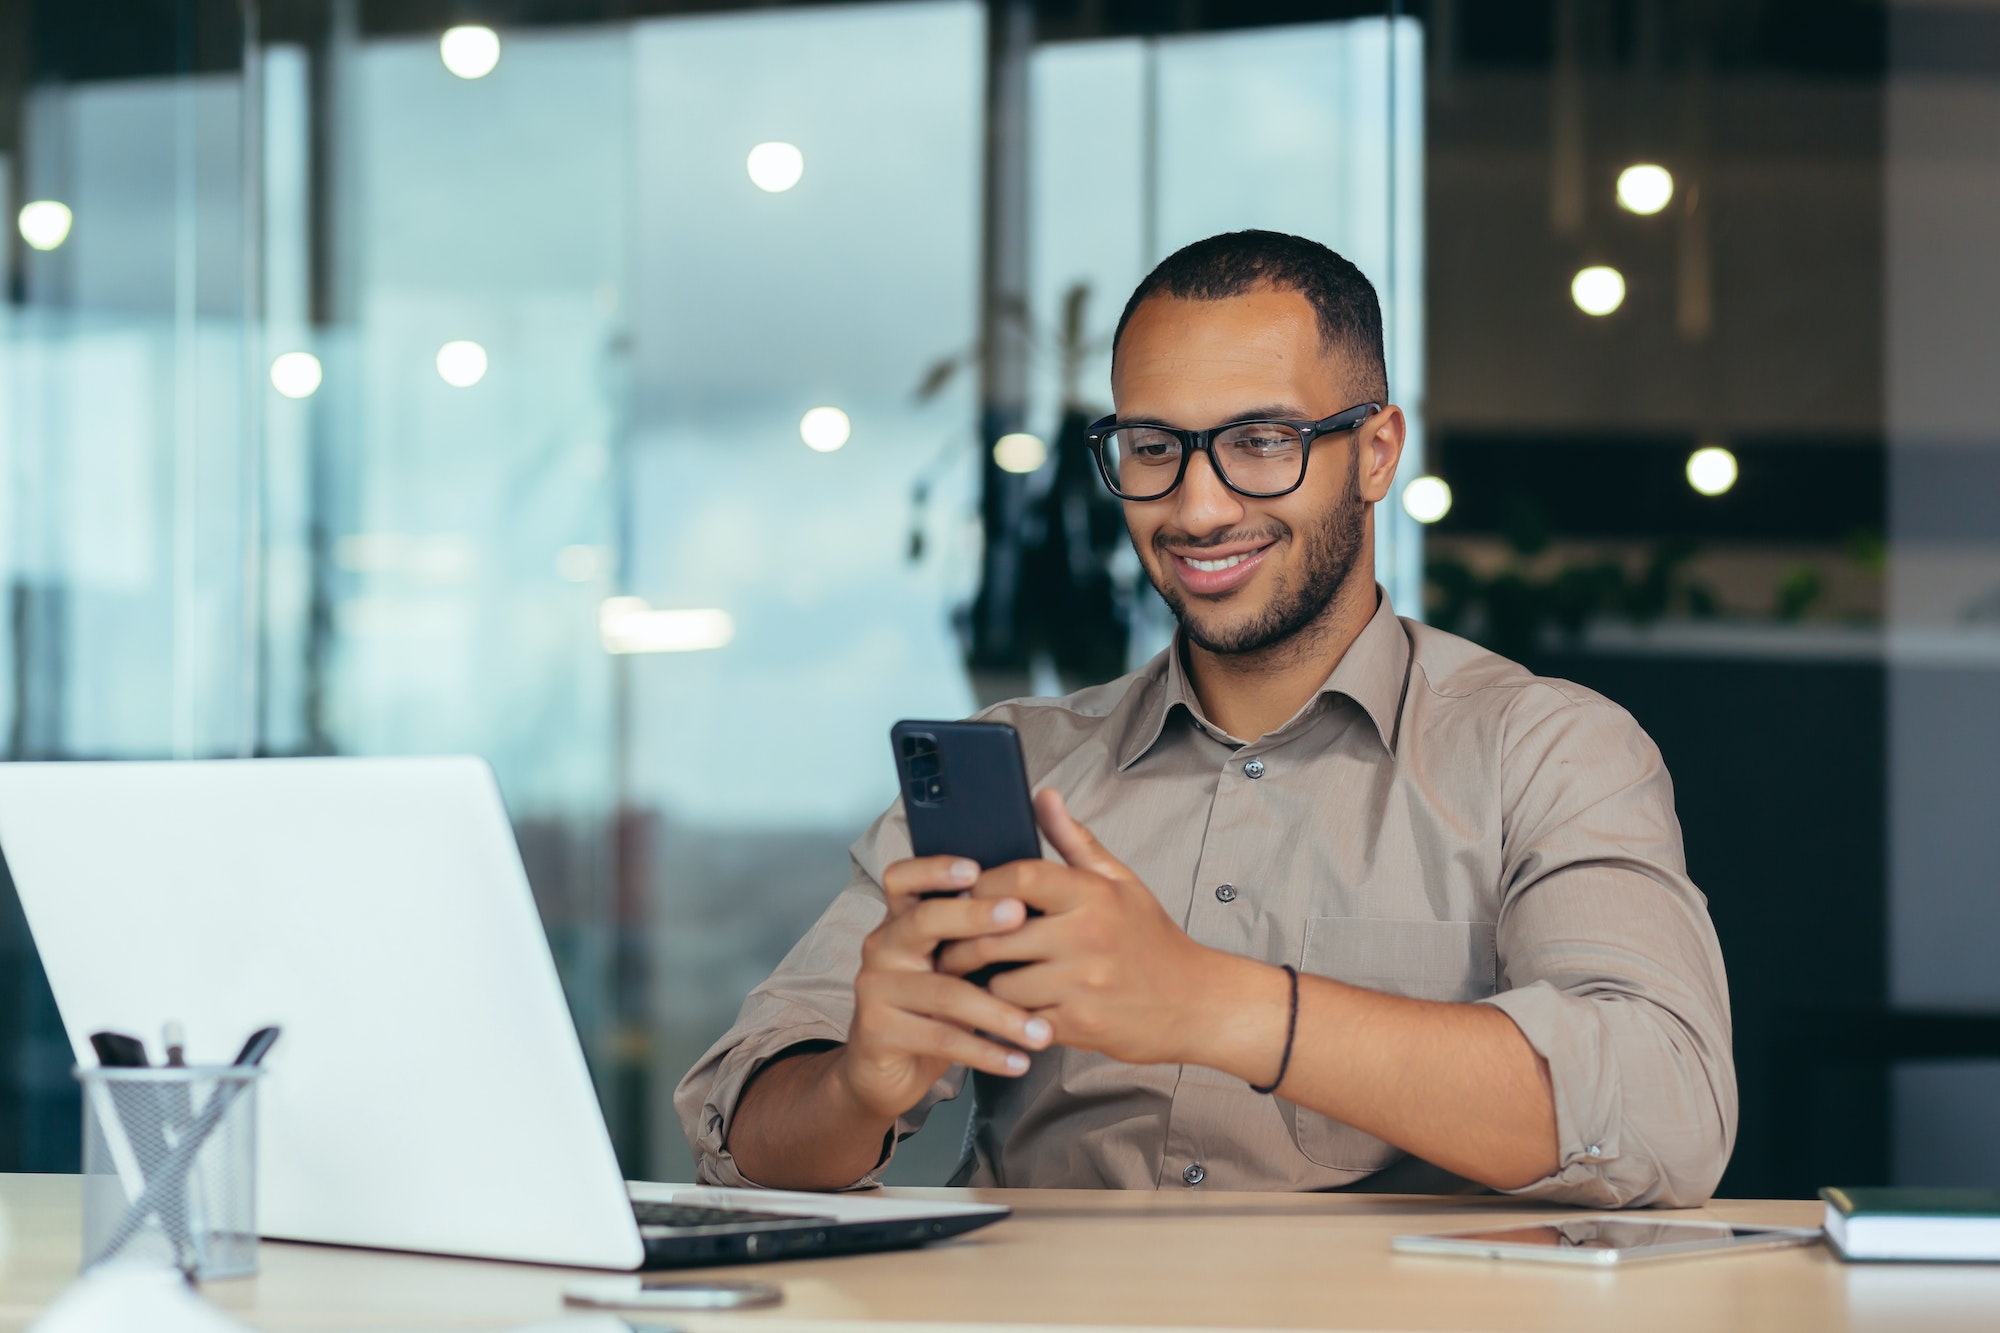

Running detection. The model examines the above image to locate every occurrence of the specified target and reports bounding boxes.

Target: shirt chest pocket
[1285,916,1500,1172]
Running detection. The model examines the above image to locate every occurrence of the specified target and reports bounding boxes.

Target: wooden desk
[2,1174,1996,1333]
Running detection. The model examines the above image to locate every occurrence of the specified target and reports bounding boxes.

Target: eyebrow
[1115,404,1312,428]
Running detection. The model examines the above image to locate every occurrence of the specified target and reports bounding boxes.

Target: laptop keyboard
[632,1201,834,1231]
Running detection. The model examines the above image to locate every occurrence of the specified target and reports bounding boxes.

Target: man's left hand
[936,789,1278,1070]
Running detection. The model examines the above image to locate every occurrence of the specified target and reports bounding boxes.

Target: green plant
[1423,497,1716,660]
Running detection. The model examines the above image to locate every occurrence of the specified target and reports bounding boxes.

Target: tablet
[1392,1216,1822,1266]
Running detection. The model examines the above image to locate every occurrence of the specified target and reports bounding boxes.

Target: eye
[1117,428,1181,463]
[1218,424,1302,454]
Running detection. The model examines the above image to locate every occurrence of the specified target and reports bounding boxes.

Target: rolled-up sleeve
[1476,690,1737,1208]
[672,803,968,1189]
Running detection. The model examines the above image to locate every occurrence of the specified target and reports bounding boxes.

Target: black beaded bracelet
[1248,964,1299,1095]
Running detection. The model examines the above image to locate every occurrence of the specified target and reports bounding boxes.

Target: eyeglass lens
[1100,422,1307,499]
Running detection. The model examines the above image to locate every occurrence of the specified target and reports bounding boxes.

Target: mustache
[1151,524,1289,555]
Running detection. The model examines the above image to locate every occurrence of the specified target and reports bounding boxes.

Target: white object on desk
[27,1262,253,1333]
[0,758,642,1269]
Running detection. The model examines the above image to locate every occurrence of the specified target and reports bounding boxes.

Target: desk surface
[3,1174,1997,1333]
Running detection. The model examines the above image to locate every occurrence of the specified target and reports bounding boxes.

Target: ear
[1356,405,1408,506]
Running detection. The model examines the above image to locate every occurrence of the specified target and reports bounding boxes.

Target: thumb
[1035,788,1130,879]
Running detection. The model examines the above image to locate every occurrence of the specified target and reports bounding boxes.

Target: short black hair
[1112,229,1388,402]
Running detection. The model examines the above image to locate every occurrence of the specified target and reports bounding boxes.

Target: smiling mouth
[1159,536,1279,596]
[1182,552,1256,573]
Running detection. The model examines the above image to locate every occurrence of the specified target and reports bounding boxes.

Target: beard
[1141,448,1369,658]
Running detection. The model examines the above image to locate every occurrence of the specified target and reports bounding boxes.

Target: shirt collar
[1115,585,1412,771]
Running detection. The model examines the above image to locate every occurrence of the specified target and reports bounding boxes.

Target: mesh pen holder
[77,1065,264,1280]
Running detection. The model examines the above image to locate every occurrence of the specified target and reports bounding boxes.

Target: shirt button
[1587,1144,1603,1158]
[1215,883,1237,903]
[1182,1162,1206,1186]
[1242,759,1265,779]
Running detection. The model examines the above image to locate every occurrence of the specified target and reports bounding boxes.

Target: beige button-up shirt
[676,590,1736,1207]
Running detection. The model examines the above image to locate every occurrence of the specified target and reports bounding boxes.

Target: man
[677,230,1735,1205]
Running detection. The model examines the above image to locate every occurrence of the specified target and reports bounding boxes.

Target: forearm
[724,1045,898,1191]
[1187,953,1559,1190]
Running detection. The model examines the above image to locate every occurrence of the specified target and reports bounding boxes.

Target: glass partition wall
[2,3,269,1160]
[1884,0,2000,1194]
[1422,0,1998,1196]
[0,1,1421,1182]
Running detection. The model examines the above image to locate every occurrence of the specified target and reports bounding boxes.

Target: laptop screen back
[0,756,644,1269]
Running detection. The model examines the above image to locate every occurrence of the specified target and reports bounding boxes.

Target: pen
[159,1020,198,1263]
[89,1031,151,1069]
[231,1026,281,1067]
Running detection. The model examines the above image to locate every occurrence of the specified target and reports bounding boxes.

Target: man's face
[1110,284,1405,657]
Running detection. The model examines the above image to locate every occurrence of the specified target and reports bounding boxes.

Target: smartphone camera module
[901,732,947,805]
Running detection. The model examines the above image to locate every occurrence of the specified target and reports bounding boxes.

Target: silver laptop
[0,756,1005,1268]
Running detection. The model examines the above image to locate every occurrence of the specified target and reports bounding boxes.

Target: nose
[1170,447,1246,535]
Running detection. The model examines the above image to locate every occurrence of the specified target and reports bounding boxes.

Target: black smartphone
[891,719,1042,986]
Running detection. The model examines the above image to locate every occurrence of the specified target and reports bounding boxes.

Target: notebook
[1821,1187,2000,1262]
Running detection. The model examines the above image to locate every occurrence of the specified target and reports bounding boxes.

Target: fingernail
[951,859,979,884]
[1024,1018,1052,1044]
[992,898,1020,923]
[1005,1052,1030,1074]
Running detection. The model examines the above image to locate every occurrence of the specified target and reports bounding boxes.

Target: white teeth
[1185,553,1251,572]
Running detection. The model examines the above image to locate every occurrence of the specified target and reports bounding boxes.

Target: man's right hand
[725,855,1050,1189]
[836,855,1053,1122]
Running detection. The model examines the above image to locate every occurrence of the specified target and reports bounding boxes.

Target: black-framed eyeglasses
[1083,402,1382,502]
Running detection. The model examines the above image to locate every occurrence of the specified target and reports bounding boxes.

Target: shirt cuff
[1478,981,1628,1206]
[688,1022,898,1191]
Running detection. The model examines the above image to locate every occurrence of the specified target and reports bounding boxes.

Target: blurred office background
[0,0,1994,1198]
